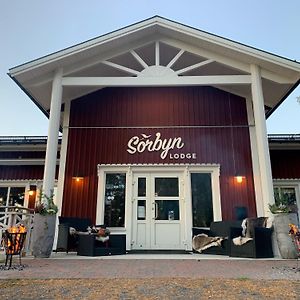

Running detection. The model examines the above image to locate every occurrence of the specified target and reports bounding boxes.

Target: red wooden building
[4,17,300,251]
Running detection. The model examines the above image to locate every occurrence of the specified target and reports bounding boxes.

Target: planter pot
[273,213,298,259]
[32,213,57,258]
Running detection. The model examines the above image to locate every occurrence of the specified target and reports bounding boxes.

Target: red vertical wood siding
[0,165,59,180]
[0,165,44,180]
[62,86,256,222]
[0,150,59,180]
[270,149,300,178]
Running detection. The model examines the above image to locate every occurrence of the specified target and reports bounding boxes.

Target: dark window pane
[275,187,297,212]
[155,178,179,197]
[274,187,280,204]
[155,200,179,220]
[104,173,126,227]
[280,188,296,205]
[0,187,8,207]
[191,173,213,227]
[9,187,25,207]
[138,178,146,197]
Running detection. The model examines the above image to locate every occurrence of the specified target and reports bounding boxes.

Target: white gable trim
[10,16,300,76]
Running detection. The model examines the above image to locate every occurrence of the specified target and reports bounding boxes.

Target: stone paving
[0,253,299,280]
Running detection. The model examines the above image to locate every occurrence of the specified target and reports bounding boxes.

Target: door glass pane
[0,187,8,207]
[155,200,179,220]
[138,178,146,197]
[191,173,213,227]
[155,178,179,197]
[9,187,25,207]
[104,173,126,227]
[137,200,146,220]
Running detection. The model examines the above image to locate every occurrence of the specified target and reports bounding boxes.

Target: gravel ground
[0,278,299,299]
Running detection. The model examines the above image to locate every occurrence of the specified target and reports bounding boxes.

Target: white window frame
[188,166,222,223]
[0,181,30,208]
[273,179,300,216]
[96,166,129,233]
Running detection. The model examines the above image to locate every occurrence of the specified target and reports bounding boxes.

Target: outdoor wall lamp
[235,175,245,184]
[72,176,84,182]
[28,185,36,196]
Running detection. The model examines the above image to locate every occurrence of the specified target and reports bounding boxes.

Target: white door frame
[96,164,221,251]
[131,171,185,250]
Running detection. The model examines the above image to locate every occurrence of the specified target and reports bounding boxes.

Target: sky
[0,0,299,136]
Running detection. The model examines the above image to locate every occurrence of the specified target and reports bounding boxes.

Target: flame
[5,225,27,254]
[289,223,299,236]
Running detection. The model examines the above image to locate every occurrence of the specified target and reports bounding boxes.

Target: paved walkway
[1,252,299,280]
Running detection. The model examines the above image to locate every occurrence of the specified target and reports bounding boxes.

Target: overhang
[8,16,300,119]
[268,134,300,150]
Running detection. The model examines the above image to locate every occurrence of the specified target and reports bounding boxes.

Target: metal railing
[268,134,300,142]
[0,136,62,145]
[0,206,34,255]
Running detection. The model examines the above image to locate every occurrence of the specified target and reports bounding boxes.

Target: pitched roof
[9,16,300,118]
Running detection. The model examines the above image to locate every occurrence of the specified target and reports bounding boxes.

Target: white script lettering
[127,132,185,159]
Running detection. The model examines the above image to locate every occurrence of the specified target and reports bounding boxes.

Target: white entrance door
[132,173,184,250]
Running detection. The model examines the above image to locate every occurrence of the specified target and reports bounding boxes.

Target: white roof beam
[130,50,148,69]
[155,41,160,66]
[161,37,298,83]
[62,38,156,76]
[62,75,251,86]
[161,37,251,73]
[101,60,140,76]
[176,59,214,75]
[167,49,185,68]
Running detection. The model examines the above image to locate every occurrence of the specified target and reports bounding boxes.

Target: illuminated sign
[127,132,196,160]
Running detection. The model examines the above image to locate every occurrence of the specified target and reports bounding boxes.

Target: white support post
[246,97,264,216]
[251,64,274,217]
[55,100,70,215]
[43,68,63,200]
[52,100,70,250]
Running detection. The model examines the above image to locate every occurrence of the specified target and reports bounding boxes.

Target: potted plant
[31,191,58,258]
[269,193,298,259]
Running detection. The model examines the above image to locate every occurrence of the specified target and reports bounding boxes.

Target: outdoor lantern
[235,175,245,184]
[28,185,36,195]
[72,176,84,182]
